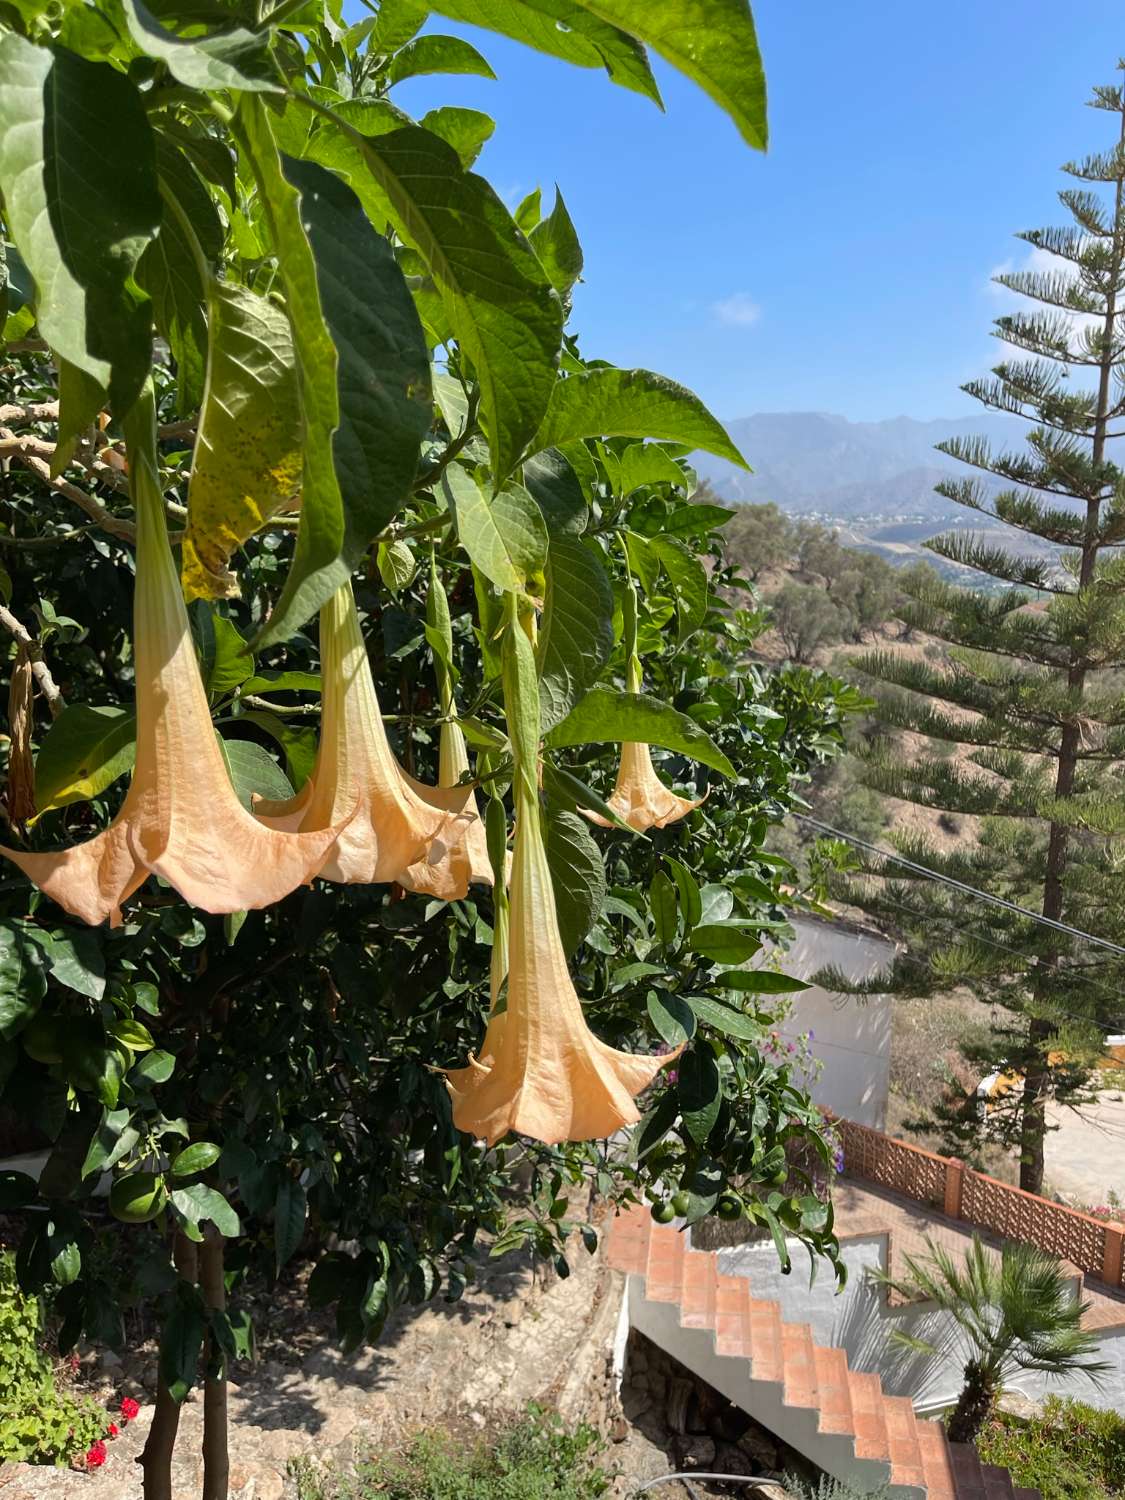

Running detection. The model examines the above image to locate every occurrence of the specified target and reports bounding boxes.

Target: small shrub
[291,1405,612,1500]
[0,1252,106,1465]
[976,1396,1125,1500]
[783,1475,891,1499]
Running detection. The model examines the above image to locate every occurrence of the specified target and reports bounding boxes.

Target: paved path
[1043,1094,1125,1207]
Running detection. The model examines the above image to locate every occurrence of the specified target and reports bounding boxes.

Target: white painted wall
[714,1234,1125,1415]
[758,913,896,1130]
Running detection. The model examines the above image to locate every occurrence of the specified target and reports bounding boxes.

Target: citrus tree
[0,2,857,1495]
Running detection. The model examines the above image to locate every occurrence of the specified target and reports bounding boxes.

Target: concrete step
[679,1250,716,1328]
[645,1224,686,1301]
[780,1320,818,1409]
[884,1394,925,1492]
[746,1296,784,1383]
[812,1344,854,1437]
[848,1370,892,1464]
[915,1419,958,1500]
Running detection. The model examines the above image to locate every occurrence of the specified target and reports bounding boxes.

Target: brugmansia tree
[834,66,1125,1192]
[0,2,858,1496]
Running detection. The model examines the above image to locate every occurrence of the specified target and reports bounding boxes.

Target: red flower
[106,1423,119,1438]
[120,1397,140,1422]
[85,1441,107,1469]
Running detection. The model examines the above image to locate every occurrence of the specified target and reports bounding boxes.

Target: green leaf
[523,448,589,535]
[171,1142,221,1178]
[719,969,809,994]
[171,1182,240,1238]
[649,870,678,947]
[0,922,47,1039]
[82,1107,139,1180]
[160,1291,206,1404]
[38,928,105,1000]
[0,37,160,413]
[681,1155,723,1225]
[34,704,136,815]
[377,539,417,593]
[665,857,702,930]
[419,107,495,168]
[515,187,542,232]
[429,0,660,103]
[274,1175,308,1273]
[529,188,583,302]
[539,759,640,836]
[529,368,747,467]
[387,34,497,85]
[50,1237,81,1286]
[240,710,318,791]
[137,137,223,415]
[121,0,281,91]
[298,109,561,479]
[543,808,605,956]
[546,688,734,776]
[54,360,105,475]
[109,1018,155,1053]
[444,466,548,594]
[647,987,694,1047]
[686,993,762,1041]
[537,536,614,732]
[573,0,768,149]
[207,615,254,696]
[253,141,432,646]
[690,925,761,965]
[182,283,303,601]
[652,535,709,642]
[130,1049,175,1085]
[615,443,686,494]
[678,1048,721,1145]
[241,671,321,698]
[218,738,295,810]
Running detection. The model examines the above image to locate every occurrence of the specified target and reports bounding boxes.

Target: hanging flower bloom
[0,391,343,928]
[585,738,704,832]
[254,582,488,899]
[446,612,678,1144]
[584,604,702,833]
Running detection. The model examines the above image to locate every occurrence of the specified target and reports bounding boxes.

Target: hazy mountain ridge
[696,410,1021,518]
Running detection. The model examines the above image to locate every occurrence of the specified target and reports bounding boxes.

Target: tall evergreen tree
[833,66,1125,1194]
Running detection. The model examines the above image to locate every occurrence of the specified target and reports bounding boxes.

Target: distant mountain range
[696,411,1022,521]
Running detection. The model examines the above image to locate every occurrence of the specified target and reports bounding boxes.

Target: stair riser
[629,1279,911,1496]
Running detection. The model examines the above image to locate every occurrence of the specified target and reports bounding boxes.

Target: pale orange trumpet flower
[0,391,343,927]
[253,582,488,898]
[585,658,703,833]
[447,617,678,1145]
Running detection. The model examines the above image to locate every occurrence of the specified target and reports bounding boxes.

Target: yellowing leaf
[181,281,302,601]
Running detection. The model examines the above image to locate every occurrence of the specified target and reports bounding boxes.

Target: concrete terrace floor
[830,1177,1125,1332]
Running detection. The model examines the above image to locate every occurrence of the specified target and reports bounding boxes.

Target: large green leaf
[530,189,583,303]
[545,688,735,776]
[121,0,281,92]
[386,34,497,85]
[137,136,223,415]
[652,534,709,642]
[616,443,686,495]
[678,1048,721,1145]
[239,107,432,646]
[419,107,495,168]
[523,448,589,534]
[443,466,547,594]
[296,108,562,479]
[218,738,295,810]
[0,37,160,411]
[572,0,767,149]
[0,922,47,1040]
[529,368,746,467]
[537,535,614,732]
[34,704,136,815]
[544,807,605,956]
[429,0,659,103]
[182,282,303,601]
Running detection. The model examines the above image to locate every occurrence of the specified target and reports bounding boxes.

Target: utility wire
[793,812,1125,960]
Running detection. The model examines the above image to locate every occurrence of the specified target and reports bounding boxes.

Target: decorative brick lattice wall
[960,1170,1107,1279]
[836,1119,946,1208]
[834,1114,1125,1290]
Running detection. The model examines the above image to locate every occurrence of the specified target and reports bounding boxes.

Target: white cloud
[711,292,761,328]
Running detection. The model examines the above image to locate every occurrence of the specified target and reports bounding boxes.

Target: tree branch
[0,604,65,718]
[0,400,59,426]
[0,426,136,542]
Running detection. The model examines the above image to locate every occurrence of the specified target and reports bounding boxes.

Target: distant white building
[757,910,898,1129]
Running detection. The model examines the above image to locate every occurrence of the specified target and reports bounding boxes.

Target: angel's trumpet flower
[585,655,703,833]
[446,609,679,1145]
[0,390,342,927]
[254,582,488,899]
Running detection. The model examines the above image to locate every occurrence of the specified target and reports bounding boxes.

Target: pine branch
[993,267,1105,316]
[924,532,1066,593]
[1057,189,1113,237]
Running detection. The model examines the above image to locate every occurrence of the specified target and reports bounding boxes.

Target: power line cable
[793,813,1125,959]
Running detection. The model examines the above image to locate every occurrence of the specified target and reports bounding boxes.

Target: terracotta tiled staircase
[607,1207,1039,1500]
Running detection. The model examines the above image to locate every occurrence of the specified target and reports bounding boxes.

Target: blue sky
[388,2,1125,424]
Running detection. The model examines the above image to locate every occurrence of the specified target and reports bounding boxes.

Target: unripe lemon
[109,1172,167,1224]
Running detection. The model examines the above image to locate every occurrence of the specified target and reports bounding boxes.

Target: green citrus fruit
[109,1172,167,1224]
[22,1016,63,1064]
[717,1193,742,1220]
[650,1200,676,1224]
[670,1190,691,1216]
